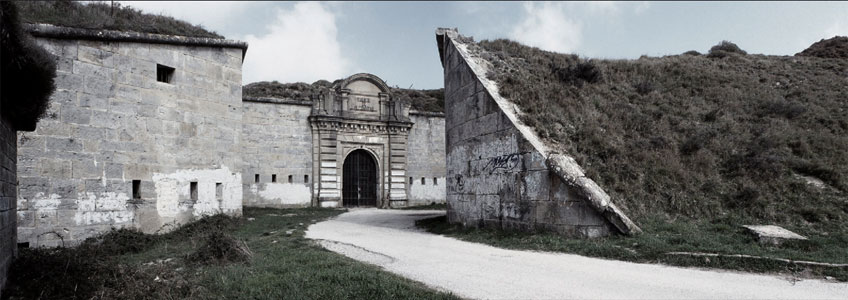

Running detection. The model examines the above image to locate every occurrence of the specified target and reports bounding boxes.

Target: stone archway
[342,149,378,207]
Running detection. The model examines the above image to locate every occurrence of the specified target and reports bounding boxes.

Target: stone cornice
[25,23,248,58]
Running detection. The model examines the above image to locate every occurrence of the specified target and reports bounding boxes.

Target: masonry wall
[241,100,312,207]
[441,33,614,237]
[16,37,244,247]
[1,115,17,293]
[407,113,446,206]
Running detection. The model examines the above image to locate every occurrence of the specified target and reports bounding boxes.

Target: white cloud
[510,2,582,53]
[242,2,349,84]
[581,1,620,16]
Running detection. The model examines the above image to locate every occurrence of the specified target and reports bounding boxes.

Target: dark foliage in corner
[683,50,701,56]
[16,0,223,39]
[0,1,56,130]
[796,36,848,59]
[474,37,848,231]
[243,80,445,112]
[707,40,747,58]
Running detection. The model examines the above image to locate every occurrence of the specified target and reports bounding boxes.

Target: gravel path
[305,209,848,299]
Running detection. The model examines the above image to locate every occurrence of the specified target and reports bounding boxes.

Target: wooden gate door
[342,150,377,207]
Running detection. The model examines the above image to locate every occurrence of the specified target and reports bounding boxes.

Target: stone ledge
[242,96,312,106]
[25,23,248,58]
[409,110,445,118]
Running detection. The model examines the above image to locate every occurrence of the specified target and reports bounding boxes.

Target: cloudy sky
[123,1,848,89]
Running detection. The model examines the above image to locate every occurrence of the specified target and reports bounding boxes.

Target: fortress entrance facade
[309,73,413,208]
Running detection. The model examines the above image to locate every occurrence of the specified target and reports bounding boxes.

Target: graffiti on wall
[482,153,520,174]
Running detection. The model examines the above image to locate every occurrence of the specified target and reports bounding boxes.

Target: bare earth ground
[305,209,848,299]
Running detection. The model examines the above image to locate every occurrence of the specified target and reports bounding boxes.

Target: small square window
[255,174,260,183]
[421,177,425,185]
[288,175,293,183]
[216,182,223,200]
[409,177,413,184]
[132,180,141,199]
[190,181,198,201]
[156,64,175,83]
[304,175,309,183]
[272,174,277,183]
[433,177,438,185]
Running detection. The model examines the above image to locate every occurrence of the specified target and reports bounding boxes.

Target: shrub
[0,1,56,130]
[555,60,602,85]
[707,40,747,58]
[683,50,701,56]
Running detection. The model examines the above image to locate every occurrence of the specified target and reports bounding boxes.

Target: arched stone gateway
[342,149,378,207]
[309,73,413,208]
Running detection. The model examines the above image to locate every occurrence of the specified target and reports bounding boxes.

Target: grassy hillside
[471,38,848,231]
[244,80,445,113]
[16,1,223,39]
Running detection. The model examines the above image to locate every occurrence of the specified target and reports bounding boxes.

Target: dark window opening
[216,183,223,200]
[132,180,141,199]
[409,177,413,184]
[421,177,425,185]
[304,175,309,183]
[255,174,259,183]
[17,242,29,249]
[288,175,293,183]
[156,64,175,83]
[190,181,198,201]
[433,177,438,185]
[272,174,277,183]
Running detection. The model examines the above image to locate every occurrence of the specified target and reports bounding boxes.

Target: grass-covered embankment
[3,208,458,299]
[470,37,848,232]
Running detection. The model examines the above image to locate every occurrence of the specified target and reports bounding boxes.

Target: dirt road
[305,209,848,299]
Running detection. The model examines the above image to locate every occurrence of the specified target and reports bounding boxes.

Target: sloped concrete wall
[1,115,17,294]
[241,99,313,208]
[16,37,244,247]
[439,30,616,237]
[407,112,446,206]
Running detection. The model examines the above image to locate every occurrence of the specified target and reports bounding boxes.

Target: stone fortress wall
[436,28,639,237]
[16,24,247,247]
[14,25,447,247]
[407,112,447,206]
[241,98,313,208]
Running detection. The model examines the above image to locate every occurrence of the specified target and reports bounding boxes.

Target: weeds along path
[305,209,848,299]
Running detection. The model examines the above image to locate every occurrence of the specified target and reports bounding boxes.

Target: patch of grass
[400,203,447,210]
[471,38,848,234]
[4,208,458,299]
[16,1,223,39]
[418,215,848,281]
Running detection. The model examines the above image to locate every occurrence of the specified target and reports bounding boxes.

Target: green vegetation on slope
[4,208,458,299]
[16,1,223,39]
[472,38,848,233]
[244,80,446,113]
[418,215,848,281]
